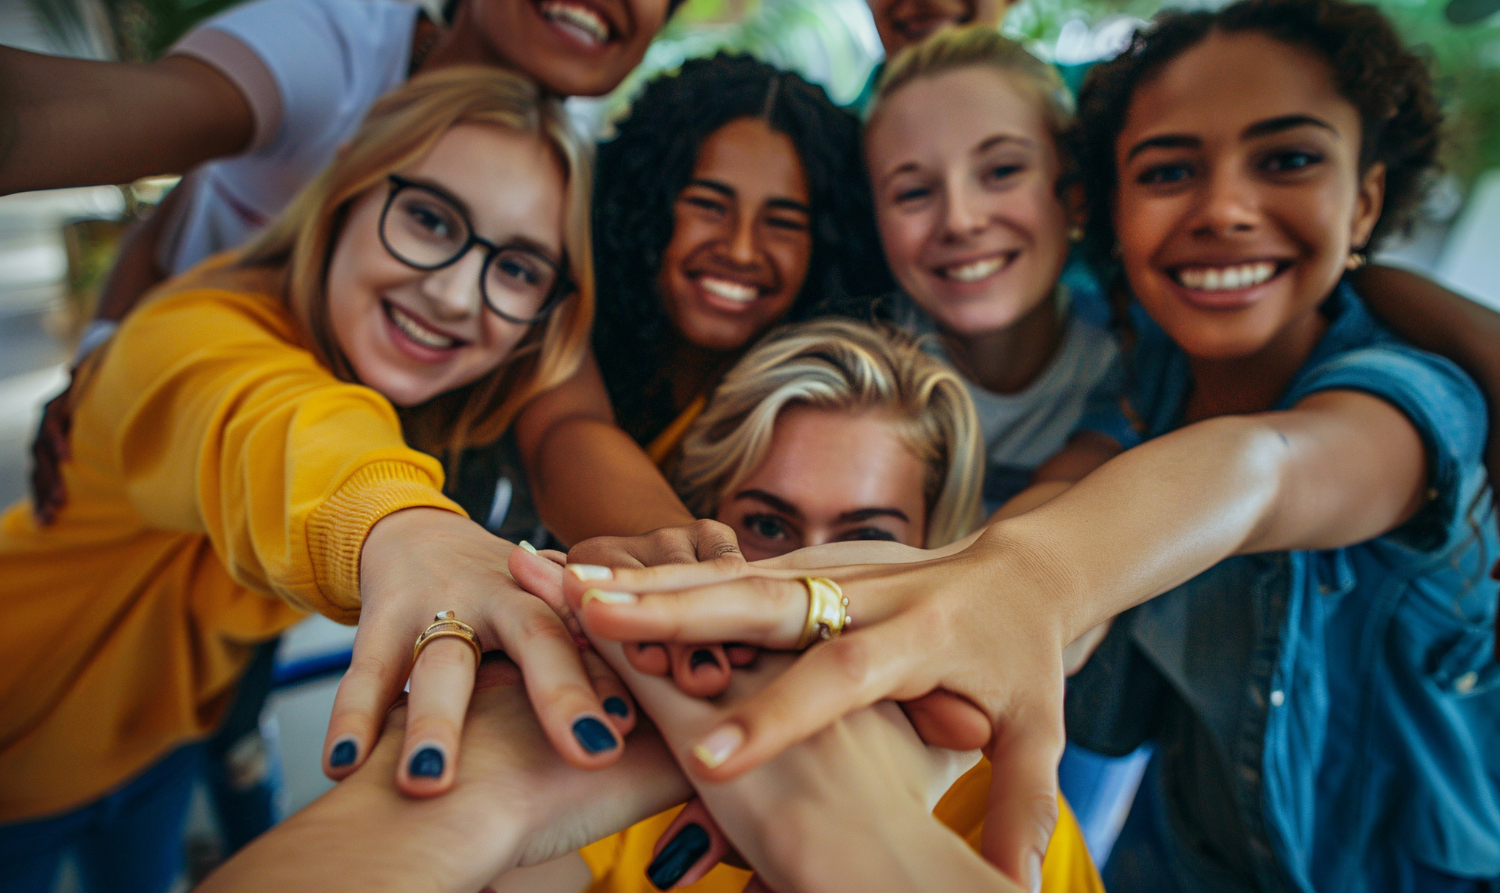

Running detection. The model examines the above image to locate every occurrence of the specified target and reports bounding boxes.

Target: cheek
[878,209,930,281]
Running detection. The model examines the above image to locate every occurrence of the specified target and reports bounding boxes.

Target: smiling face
[657,117,814,354]
[714,406,929,560]
[465,0,670,97]
[1113,31,1384,361]
[325,123,567,407]
[866,0,1008,58]
[866,66,1072,339]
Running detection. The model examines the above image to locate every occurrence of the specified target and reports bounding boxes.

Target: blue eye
[743,514,790,541]
[1264,150,1323,173]
[1138,162,1193,186]
[988,164,1023,181]
[894,186,930,204]
[406,203,453,237]
[496,257,539,285]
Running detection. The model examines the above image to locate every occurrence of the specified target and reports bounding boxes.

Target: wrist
[970,521,1089,647]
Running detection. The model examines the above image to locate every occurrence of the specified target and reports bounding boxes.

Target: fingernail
[568,564,612,581]
[573,716,619,754]
[692,724,744,769]
[518,540,538,555]
[581,588,637,609]
[408,746,445,778]
[690,649,718,671]
[603,696,630,717]
[329,738,357,768]
[1028,850,1044,893]
[647,823,710,890]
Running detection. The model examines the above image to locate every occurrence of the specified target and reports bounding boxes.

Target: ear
[1350,161,1386,251]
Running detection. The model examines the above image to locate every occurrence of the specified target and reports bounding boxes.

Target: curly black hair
[1073,0,1443,272]
[592,53,891,445]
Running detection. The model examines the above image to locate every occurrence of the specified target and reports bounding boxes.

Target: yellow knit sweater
[0,261,463,821]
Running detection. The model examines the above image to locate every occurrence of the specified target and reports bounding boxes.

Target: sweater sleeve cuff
[307,461,466,620]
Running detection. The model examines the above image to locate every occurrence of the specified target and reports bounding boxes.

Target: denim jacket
[1069,284,1500,892]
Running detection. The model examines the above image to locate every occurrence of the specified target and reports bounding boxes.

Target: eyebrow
[687,178,811,216]
[836,507,911,524]
[1125,114,1340,162]
[975,134,1036,154]
[731,490,910,525]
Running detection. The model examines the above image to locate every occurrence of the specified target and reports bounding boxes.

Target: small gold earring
[1345,249,1368,271]
[1068,224,1085,243]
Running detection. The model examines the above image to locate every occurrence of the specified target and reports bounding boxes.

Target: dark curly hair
[592,53,891,445]
[1073,0,1443,273]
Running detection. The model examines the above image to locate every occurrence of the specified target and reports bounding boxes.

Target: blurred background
[1,0,1496,886]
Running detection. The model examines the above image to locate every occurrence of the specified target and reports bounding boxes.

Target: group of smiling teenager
[0,1,1498,892]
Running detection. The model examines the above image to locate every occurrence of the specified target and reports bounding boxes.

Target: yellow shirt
[0,262,463,821]
[579,759,1102,892]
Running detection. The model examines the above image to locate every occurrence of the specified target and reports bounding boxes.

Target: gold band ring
[795,578,850,650]
[413,610,483,666]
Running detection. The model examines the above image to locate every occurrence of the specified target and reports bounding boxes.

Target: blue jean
[0,744,203,893]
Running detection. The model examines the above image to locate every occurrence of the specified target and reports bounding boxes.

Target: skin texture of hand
[323,507,637,798]
[199,657,690,893]
[28,378,73,526]
[585,634,1004,893]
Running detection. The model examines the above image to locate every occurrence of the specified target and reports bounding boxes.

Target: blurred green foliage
[28,0,244,61]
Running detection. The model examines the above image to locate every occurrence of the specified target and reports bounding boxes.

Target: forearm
[528,417,695,544]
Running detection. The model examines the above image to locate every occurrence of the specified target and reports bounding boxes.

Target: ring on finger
[795,578,850,650]
[413,610,483,666]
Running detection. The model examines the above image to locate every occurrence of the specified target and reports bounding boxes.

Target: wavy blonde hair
[239,66,594,459]
[673,319,983,548]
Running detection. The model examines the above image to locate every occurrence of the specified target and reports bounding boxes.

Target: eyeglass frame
[376,174,572,325]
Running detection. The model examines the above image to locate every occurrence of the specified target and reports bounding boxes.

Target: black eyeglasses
[378,174,571,325]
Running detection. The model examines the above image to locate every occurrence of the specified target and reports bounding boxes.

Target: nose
[1192,164,1259,238]
[939,176,987,241]
[418,246,486,320]
[723,211,760,268]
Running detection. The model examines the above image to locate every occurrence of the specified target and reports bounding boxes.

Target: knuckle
[823,637,874,688]
[512,608,574,649]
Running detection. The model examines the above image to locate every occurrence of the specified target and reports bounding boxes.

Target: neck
[940,292,1066,395]
[414,2,510,73]
[663,333,737,411]
[1183,306,1329,422]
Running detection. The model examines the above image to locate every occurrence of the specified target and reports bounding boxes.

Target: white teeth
[1175,262,1276,292]
[387,303,457,350]
[699,276,758,303]
[943,256,1005,283]
[539,0,609,45]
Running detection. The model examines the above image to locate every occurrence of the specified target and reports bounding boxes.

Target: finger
[725,644,759,668]
[684,621,933,781]
[980,689,1067,890]
[323,622,412,781]
[647,800,732,890]
[900,690,992,752]
[398,635,479,796]
[509,544,571,620]
[625,641,671,676]
[580,648,637,736]
[493,596,624,768]
[571,576,813,647]
[684,518,746,565]
[667,643,732,698]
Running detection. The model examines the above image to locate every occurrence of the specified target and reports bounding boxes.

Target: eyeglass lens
[382,184,560,322]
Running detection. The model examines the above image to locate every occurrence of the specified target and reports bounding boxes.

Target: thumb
[981,698,1065,892]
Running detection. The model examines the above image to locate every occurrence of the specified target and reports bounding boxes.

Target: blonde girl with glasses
[0,68,637,892]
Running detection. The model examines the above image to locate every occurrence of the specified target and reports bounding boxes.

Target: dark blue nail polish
[573,716,618,754]
[690,649,718,671]
[409,746,444,778]
[329,739,357,768]
[647,823,710,890]
[604,696,629,718]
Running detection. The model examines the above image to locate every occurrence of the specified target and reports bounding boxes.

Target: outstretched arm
[0,47,252,194]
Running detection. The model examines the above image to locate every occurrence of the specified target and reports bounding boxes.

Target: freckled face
[866,66,1071,339]
[1113,32,1384,361]
[466,0,671,97]
[714,407,929,561]
[658,117,814,353]
[865,0,1009,58]
[325,124,567,407]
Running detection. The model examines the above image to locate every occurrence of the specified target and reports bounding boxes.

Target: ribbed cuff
[307,461,464,618]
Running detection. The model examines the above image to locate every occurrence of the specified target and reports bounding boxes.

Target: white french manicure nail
[517,540,538,555]
[581,588,637,609]
[568,564,612,581]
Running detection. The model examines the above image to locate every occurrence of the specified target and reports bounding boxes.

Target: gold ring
[413,610,483,666]
[795,578,850,650]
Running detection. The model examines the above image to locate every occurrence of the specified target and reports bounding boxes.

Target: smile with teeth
[937,253,1013,283]
[538,0,611,46]
[698,276,760,304]
[386,301,461,350]
[1173,261,1280,292]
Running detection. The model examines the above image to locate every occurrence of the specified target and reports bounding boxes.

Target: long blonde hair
[240,66,594,459]
[673,319,983,548]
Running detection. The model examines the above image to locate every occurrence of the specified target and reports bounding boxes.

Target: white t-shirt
[160,0,419,274]
[894,290,1122,510]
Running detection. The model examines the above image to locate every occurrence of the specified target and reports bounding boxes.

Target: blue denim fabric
[1070,284,1500,892]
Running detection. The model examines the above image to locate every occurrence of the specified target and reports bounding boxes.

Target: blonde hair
[869,25,1074,143]
[673,319,983,548]
[240,66,594,459]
